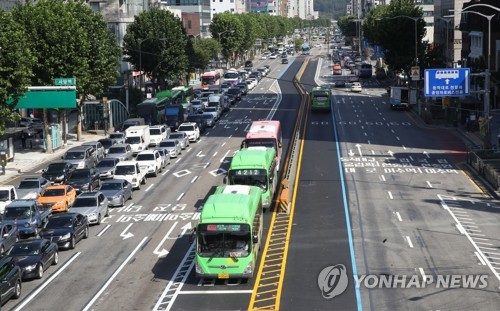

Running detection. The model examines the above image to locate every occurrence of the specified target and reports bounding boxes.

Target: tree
[123,8,188,91]
[0,11,34,137]
[236,13,263,59]
[190,38,219,69]
[337,15,357,37]
[210,13,245,67]
[12,0,120,149]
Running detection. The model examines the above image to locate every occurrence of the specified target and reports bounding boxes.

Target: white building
[210,0,238,19]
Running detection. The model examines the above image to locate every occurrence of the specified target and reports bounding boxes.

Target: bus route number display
[206,224,241,232]
[234,169,265,176]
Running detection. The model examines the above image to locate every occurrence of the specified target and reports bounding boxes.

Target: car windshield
[72,197,97,208]
[228,170,268,190]
[45,217,73,229]
[18,180,39,189]
[97,159,116,168]
[202,114,212,120]
[169,133,183,139]
[125,137,141,144]
[224,72,239,79]
[108,147,126,154]
[136,154,155,161]
[191,100,202,106]
[46,163,66,173]
[4,207,31,219]
[8,243,40,256]
[69,170,90,179]
[206,107,217,112]
[178,125,194,132]
[41,189,65,197]
[0,190,9,201]
[65,151,84,160]
[115,165,135,175]
[150,129,161,135]
[160,141,175,147]
[228,89,239,95]
[100,140,113,148]
[100,182,123,190]
[109,133,124,139]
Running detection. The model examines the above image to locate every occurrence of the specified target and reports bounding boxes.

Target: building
[416,0,435,44]
[434,0,467,68]
[210,0,238,18]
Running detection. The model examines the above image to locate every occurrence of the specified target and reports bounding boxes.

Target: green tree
[191,37,219,69]
[337,15,357,37]
[123,8,188,90]
[12,0,120,148]
[236,13,262,59]
[0,11,34,137]
[210,13,245,67]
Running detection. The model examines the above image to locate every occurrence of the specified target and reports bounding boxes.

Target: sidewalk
[0,132,106,185]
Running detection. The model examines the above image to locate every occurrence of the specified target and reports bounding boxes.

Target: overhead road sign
[424,68,470,97]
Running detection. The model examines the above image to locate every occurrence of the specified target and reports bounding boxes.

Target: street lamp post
[138,37,167,93]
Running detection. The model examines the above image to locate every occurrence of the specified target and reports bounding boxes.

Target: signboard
[424,68,470,97]
[411,66,420,81]
[14,90,77,109]
[54,78,76,86]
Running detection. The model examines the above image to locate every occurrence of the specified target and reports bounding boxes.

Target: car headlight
[244,261,253,275]
[25,264,37,272]
[195,262,203,274]
[61,233,71,241]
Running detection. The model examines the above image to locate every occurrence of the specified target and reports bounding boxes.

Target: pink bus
[201,70,222,90]
[241,120,282,170]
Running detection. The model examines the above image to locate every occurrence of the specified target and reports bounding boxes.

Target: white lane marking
[391,129,395,133]
[459,221,476,224]
[205,132,210,136]
[191,176,198,183]
[154,222,178,257]
[221,142,226,147]
[406,236,414,248]
[382,117,386,121]
[15,252,82,311]
[120,223,134,239]
[469,233,487,237]
[388,191,393,199]
[364,132,367,136]
[213,152,218,157]
[424,151,430,158]
[196,151,203,157]
[475,242,494,246]
[479,246,497,250]
[145,184,155,192]
[235,127,239,131]
[203,162,210,169]
[371,150,375,155]
[476,252,487,265]
[403,145,407,150]
[82,237,148,311]
[456,217,473,221]
[186,147,192,153]
[409,156,414,161]
[396,136,400,141]
[176,157,182,163]
[162,169,170,176]
[380,175,386,181]
[419,268,427,282]
[396,212,402,222]
[456,224,466,235]
[361,126,364,130]
[178,290,254,295]
[368,140,371,144]
[426,181,433,188]
[124,202,134,210]
[97,224,111,237]
[177,193,185,201]
[229,135,232,139]
[220,150,231,163]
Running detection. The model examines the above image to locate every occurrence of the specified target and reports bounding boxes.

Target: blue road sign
[424,68,470,97]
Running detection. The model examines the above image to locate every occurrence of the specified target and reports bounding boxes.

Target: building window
[188,20,192,29]
[90,2,100,12]
[230,0,234,2]
[231,8,234,12]
[423,11,433,17]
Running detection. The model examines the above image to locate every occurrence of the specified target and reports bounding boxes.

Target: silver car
[201,113,216,127]
[109,132,126,144]
[82,141,105,161]
[168,132,189,149]
[16,177,50,200]
[99,179,133,207]
[69,192,109,225]
[154,148,171,169]
[106,144,133,161]
[95,158,120,179]
[204,106,220,121]
[159,139,181,158]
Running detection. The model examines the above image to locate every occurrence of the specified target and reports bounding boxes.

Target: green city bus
[193,185,263,279]
[227,147,277,211]
[136,90,183,125]
[171,85,194,105]
[310,86,332,111]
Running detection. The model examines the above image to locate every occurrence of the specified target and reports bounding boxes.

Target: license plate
[218,273,229,279]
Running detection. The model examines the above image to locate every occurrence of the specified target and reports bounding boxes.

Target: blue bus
[356,62,373,78]
[301,43,310,55]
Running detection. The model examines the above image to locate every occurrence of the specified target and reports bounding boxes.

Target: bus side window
[253,206,262,243]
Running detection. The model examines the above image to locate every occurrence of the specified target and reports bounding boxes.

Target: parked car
[334,80,346,88]
[100,179,133,207]
[154,148,171,170]
[109,132,126,144]
[69,192,109,225]
[159,139,182,158]
[0,257,22,304]
[106,144,133,161]
[0,223,19,255]
[269,53,277,59]
[16,177,50,200]
[201,113,216,127]
[236,83,249,95]
[39,213,89,249]
[7,239,58,280]
[96,158,120,179]
[98,138,117,155]
[66,168,101,193]
[149,125,170,147]
[61,146,96,169]
[82,141,105,161]
[136,150,163,177]
[169,132,189,149]
[37,185,77,213]
[177,123,200,142]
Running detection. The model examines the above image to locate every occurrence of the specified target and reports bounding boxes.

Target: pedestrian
[21,131,27,149]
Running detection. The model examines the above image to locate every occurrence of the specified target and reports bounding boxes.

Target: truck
[389,86,416,110]
[125,125,151,155]
[2,200,52,238]
[0,185,17,214]
[165,104,185,130]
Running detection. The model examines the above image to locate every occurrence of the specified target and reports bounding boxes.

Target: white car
[154,148,171,170]
[350,82,362,92]
[114,161,147,190]
[136,150,163,177]
[246,79,257,90]
[149,125,169,147]
[168,132,189,149]
[159,139,182,158]
[260,54,267,60]
[177,123,200,142]
[269,54,277,59]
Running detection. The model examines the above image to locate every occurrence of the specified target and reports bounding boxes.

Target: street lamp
[138,37,167,92]
[434,16,452,67]
[349,19,363,56]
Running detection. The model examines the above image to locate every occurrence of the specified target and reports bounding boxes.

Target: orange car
[37,185,76,213]
[333,64,342,75]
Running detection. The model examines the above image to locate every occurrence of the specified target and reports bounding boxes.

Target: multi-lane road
[4,45,500,311]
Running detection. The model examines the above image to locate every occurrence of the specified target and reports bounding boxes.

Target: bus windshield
[197,224,251,258]
[202,76,215,86]
[228,169,268,191]
[245,138,276,151]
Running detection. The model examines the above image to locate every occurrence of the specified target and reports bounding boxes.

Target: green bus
[193,185,263,279]
[136,90,183,125]
[311,86,332,111]
[172,85,194,115]
[227,147,277,211]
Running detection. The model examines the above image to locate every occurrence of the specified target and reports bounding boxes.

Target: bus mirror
[278,142,282,148]
[240,141,245,149]
[188,228,196,244]
[253,235,258,244]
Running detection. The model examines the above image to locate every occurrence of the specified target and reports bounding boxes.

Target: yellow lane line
[458,163,489,197]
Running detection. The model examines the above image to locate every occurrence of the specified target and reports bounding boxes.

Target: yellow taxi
[37,185,76,213]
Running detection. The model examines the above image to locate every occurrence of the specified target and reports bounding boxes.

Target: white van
[114,161,147,190]
[125,125,151,155]
[149,125,170,147]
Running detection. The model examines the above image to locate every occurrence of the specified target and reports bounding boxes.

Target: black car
[225,93,236,105]
[244,60,253,68]
[0,257,21,305]
[227,88,242,101]
[334,80,346,87]
[39,213,89,249]
[236,83,249,95]
[42,162,75,184]
[282,58,289,64]
[186,115,208,133]
[66,168,101,193]
[7,239,58,280]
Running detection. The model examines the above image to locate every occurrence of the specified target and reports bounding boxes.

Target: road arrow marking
[179,223,192,238]
[348,150,355,157]
[120,223,134,240]
[196,151,205,157]
[388,150,394,157]
[154,222,177,257]
[355,144,363,156]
